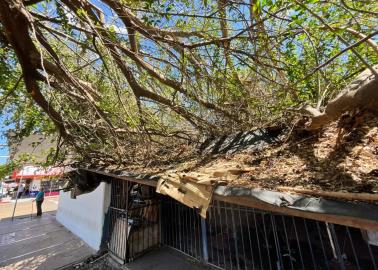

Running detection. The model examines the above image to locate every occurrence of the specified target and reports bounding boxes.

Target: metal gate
[161,199,378,270]
[107,178,160,264]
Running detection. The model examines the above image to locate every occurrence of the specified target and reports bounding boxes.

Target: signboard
[12,165,65,179]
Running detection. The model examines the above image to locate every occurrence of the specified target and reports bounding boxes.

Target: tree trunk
[305,65,378,129]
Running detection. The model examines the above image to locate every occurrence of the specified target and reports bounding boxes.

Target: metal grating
[161,198,203,259]
[107,178,160,264]
[161,199,378,270]
[105,179,378,269]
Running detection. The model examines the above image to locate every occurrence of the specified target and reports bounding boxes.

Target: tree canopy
[0,0,377,166]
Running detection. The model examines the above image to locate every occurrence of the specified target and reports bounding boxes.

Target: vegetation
[0,0,377,166]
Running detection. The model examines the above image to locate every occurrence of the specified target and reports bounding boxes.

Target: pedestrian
[17,184,24,199]
[33,187,45,217]
[24,183,30,197]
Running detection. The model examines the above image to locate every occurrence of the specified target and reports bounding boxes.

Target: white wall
[57,182,111,250]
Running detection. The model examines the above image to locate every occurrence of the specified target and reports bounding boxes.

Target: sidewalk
[0,211,95,269]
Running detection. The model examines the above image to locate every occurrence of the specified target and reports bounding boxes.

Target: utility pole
[11,164,26,221]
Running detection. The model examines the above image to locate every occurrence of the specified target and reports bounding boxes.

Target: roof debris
[156,112,378,199]
[85,112,377,202]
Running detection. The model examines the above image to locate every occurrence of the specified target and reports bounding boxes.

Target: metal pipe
[11,177,24,221]
[327,223,346,270]
[201,217,209,262]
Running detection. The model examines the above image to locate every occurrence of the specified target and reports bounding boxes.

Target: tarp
[214,186,378,221]
[12,165,65,179]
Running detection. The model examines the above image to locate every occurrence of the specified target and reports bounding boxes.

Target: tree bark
[305,65,378,129]
[0,0,68,138]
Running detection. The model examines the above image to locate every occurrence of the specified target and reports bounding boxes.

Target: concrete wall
[57,182,111,250]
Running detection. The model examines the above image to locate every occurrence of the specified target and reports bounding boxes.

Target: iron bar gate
[161,199,378,270]
[107,178,160,264]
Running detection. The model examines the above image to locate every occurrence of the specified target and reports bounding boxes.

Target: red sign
[12,165,65,179]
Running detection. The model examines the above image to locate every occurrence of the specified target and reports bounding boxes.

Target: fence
[161,197,203,259]
[106,178,378,269]
[161,199,378,270]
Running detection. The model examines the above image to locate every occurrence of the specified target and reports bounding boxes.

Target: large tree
[0,0,377,165]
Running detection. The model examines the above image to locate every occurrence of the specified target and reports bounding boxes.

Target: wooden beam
[82,168,157,187]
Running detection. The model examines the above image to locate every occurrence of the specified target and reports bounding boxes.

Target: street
[0,196,59,220]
